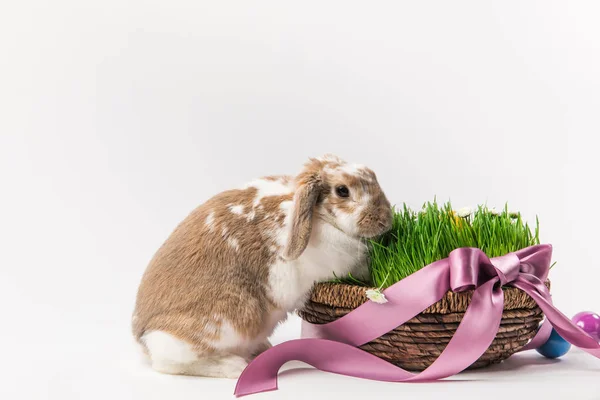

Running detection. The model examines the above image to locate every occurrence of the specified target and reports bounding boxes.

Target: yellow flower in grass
[447,210,460,225]
[365,289,388,304]
[448,207,471,227]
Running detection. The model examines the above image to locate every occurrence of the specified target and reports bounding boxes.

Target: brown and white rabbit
[132,154,393,378]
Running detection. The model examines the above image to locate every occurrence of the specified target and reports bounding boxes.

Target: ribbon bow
[235,244,600,397]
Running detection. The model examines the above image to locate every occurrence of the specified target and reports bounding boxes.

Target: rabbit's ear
[283,174,322,260]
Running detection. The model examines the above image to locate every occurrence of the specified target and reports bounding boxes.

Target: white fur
[326,162,373,182]
[143,331,198,365]
[246,178,293,207]
[141,316,278,379]
[239,178,293,221]
[209,320,248,351]
[206,316,284,358]
[273,208,292,248]
[353,193,371,221]
[332,207,361,237]
[360,193,371,203]
[268,217,367,311]
[227,237,240,251]
[143,326,264,379]
[205,211,215,231]
[279,200,292,212]
[203,320,220,335]
[323,166,336,175]
[339,163,365,175]
[229,204,244,215]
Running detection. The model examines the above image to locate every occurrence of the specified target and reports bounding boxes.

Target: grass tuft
[334,200,542,288]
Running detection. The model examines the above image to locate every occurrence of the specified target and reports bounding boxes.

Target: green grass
[334,199,543,288]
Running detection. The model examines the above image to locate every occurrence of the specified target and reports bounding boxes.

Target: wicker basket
[298,282,547,371]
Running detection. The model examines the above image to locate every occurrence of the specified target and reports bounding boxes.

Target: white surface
[1,1,600,399]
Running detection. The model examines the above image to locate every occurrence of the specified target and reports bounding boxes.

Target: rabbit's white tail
[141,330,248,379]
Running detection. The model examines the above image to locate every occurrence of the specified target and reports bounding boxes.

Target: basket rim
[306,281,549,314]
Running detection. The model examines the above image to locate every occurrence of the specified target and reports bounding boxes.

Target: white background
[1,1,600,399]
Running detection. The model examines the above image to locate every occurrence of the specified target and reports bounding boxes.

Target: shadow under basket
[297,282,548,371]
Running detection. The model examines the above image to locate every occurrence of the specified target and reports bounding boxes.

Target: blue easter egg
[536,329,571,359]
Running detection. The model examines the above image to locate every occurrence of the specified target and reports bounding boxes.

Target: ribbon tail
[412,278,504,380]
[512,279,600,357]
[234,279,505,396]
[233,339,416,397]
[513,276,554,352]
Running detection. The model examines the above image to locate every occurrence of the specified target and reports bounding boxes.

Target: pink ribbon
[234,244,600,397]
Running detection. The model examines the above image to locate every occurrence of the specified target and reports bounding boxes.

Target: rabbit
[132,154,393,378]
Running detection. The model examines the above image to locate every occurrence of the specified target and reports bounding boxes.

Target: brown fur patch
[132,180,292,355]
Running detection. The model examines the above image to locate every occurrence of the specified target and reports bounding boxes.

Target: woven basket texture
[298,282,547,370]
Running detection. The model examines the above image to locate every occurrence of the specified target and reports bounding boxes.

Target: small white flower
[366,289,388,304]
[456,207,472,218]
[486,207,500,216]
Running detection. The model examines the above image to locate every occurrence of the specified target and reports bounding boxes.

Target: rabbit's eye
[335,185,350,198]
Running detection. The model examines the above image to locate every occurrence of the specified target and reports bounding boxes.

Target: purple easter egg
[572,312,600,341]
